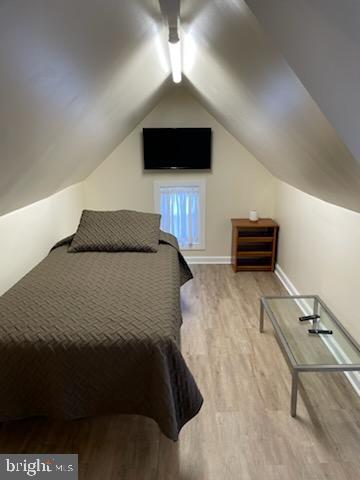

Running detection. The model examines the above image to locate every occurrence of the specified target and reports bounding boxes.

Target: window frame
[154,179,206,251]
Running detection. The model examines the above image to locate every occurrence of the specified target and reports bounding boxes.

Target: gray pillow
[68,210,161,253]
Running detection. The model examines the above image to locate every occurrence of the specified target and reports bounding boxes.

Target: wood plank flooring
[1,266,359,479]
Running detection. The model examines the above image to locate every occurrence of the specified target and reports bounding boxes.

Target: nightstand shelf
[231,218,279,272]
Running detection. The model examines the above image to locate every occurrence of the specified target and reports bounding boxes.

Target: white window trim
[154,179,206,251]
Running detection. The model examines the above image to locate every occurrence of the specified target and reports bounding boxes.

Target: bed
[0,211,203,440]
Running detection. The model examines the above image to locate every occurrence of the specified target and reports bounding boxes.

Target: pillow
[68,210,161,253]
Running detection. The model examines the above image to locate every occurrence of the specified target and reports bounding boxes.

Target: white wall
[84,87,275,257]
[0,184,84,295]
[274,180,360,344]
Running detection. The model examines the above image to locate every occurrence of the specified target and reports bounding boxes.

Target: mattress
[0,232,203,440]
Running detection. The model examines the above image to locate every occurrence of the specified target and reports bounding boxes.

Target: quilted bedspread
[0,232,203,440]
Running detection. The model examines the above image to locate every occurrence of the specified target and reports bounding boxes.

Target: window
[154,180,205,250]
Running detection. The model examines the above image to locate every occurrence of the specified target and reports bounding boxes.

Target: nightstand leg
[291,370,299,417]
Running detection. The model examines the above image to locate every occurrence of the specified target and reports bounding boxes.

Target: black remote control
[308,329,333,335]
[299,314,320,322]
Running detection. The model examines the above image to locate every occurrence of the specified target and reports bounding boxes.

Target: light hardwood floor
[1,266,359,479]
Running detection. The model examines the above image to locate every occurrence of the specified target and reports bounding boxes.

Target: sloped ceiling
[1,0,360,216]
[0,0,170,215]
[181,0,360,212]
[245,0,360,162]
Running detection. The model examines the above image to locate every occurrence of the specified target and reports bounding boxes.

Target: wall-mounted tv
[143,128,212,170]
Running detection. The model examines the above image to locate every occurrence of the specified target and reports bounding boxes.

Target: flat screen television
[143,128,212,169]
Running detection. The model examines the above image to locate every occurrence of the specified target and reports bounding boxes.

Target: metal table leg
[259,301,264,333]
[291,370,299,417]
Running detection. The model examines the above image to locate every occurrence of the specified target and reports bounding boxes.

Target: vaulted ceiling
[181,0,360,212]
[1,0,360,216]
[246,0,360,162]
[0,0,170,215]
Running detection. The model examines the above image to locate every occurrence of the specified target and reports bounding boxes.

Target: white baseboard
[275,263,360,397]
[184,256,231,265]
[275,265,313,315]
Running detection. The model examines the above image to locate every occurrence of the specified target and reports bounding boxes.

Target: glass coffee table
[260,295,360,416]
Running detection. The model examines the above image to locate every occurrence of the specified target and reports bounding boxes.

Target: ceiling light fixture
[168,40,182,83]
[168,26,182,83]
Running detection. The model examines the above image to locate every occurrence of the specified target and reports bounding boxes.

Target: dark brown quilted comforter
[0,232,203,440]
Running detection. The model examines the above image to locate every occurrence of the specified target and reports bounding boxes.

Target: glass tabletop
[262,296,360,367]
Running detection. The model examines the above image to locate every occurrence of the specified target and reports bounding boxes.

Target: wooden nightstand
[231,218,279,272]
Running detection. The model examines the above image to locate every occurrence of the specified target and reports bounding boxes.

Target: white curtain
[160,186,200,248]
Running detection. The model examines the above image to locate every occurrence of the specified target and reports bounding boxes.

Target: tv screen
[143,128,211,169]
